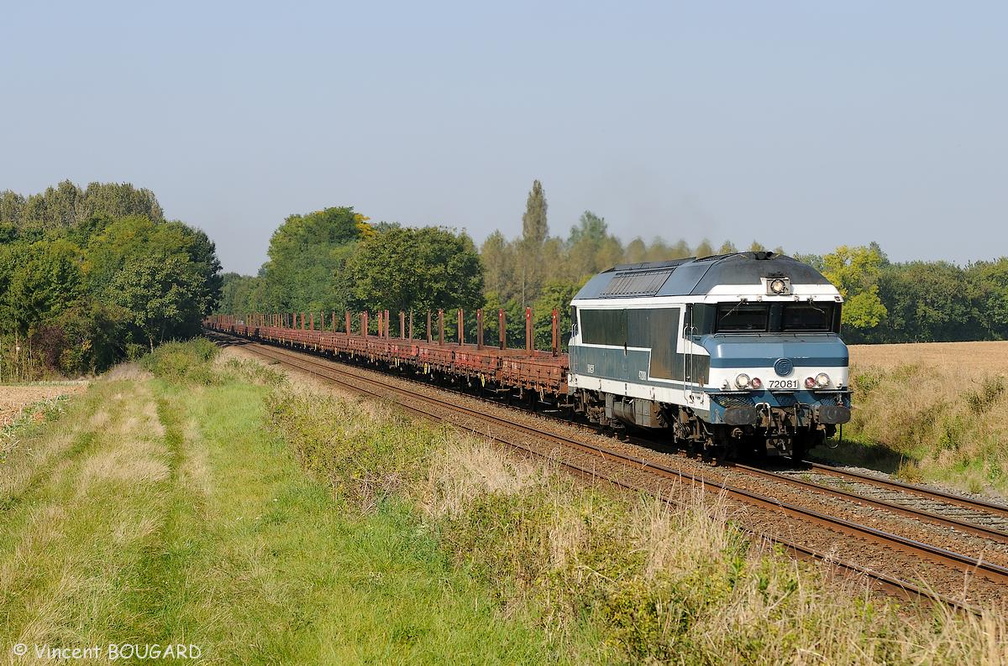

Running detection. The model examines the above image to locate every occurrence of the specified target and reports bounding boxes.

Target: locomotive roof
[572,252,834,300]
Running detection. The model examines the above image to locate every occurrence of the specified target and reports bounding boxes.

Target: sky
[1,1,1005,275]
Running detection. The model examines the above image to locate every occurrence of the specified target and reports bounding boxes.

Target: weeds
[840,362,1008,495]
[0,394,71,463]
[966,376,1006,415]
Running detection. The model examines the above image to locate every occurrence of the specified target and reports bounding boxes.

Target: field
[833,341,1008,496]
[0,383,88,427]
[850,341,1008,374]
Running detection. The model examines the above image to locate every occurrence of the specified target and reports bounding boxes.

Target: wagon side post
[498,309,506,350]
[438,309,445,346]
[399,311,406,339]
[477,309,484,350]
[525,307,533,353]
[457,309,464,345]
[551,308,559,356]
[426,311,432,343]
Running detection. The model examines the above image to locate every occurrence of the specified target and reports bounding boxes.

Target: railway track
[803,462,1008,528]
[217,333,1006,612]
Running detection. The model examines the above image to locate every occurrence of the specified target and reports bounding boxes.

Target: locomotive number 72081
[768,379,799,389]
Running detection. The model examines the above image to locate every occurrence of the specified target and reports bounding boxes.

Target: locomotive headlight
[815,372,830,388]
[769,278,787,295]
[735,373,751,389]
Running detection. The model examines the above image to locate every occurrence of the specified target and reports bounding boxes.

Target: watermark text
[11,643,203,660]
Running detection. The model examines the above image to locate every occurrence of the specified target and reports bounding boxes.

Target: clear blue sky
[2,1,1005,275]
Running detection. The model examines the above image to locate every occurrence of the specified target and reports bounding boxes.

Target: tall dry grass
[232,344,1008,663]
[420,435,1008,663]
[843,342,1008,494]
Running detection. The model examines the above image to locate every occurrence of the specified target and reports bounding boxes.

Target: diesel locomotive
[567,252,851,460]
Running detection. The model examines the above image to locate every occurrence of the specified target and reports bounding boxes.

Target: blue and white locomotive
[567,251,851,460]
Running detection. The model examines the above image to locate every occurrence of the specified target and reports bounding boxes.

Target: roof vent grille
[599,270,672,298]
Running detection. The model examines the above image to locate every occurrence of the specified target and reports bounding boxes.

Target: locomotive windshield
[717,304,769,331]
[781,303,832,331]
[714,302,839,334]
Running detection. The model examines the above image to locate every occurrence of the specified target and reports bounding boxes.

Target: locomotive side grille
[600,270,673,297]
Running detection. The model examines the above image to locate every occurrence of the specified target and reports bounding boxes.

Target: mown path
[0,372,554,664]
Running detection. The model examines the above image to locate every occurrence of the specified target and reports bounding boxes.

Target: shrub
[140,338,219,384]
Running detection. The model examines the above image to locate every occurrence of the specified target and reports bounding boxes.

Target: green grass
[0,355,560,663]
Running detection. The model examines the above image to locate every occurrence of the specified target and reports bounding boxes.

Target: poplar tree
[519,180,548,308]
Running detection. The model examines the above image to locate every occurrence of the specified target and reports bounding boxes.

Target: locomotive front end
[697,267,852,459]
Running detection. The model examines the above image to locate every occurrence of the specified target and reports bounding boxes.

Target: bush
[140,338,219,385]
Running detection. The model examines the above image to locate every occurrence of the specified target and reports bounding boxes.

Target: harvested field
[850,341,1008,374]
[0,383,89,427]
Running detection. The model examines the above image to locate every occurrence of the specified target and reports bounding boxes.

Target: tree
[109,253,207,351]
[821,244,888,338]
[480,230,514,302]
[260,206,368,313]
[716,240,738,255]
[0,190,25,229]
[0,182,219,376]
[0,239,85,336]
[624,237,647,264]
[517,180,548,308]
[87,216,221,316]
[522,180,548,246]
[877,262,978,343]
[87,214,223,350]
[344,226,484,314]
[533,279,583,350]
[568,211,606,278]
[793,252,826,272]
[968,258,1008,339]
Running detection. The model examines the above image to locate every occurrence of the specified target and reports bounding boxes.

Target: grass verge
[0,345,557,663]
[821,362,1008,495]
[267,361,1008,664]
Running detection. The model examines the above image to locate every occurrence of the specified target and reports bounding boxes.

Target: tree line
[226,181,1008,349]
[0,181,222,379]
[224,182,782,347]
[800,243,1008,344]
